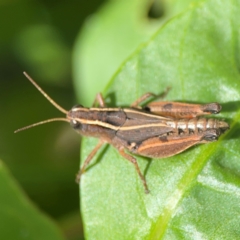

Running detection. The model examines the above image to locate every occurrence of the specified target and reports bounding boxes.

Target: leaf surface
[0,161,65,240]
[73,0,162,105]
[77,0,240,239]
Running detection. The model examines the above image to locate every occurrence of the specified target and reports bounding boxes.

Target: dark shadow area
[143,157,153,177]
[223,121,240,141]
[104,91,117,107]
[83,144,109,172]
[220,101,240,113]
[147,0,165,19]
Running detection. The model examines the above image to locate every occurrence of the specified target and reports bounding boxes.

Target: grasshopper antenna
[23,72,68,114]
[14,72,70,133]
[14,118,70,133]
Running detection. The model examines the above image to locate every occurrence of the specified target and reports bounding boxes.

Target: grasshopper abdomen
[166,118,229,134]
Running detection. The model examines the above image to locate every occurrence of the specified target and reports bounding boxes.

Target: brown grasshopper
[15,72,229,193]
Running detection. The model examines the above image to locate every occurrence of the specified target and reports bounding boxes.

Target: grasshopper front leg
[76,141,104,184]
[92,93,106,107]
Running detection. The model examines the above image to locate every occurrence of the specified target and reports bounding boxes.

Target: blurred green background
[0,1,105,239]
[0,0,168,239]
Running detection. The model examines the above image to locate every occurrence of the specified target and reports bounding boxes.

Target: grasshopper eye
[70,119,82,129]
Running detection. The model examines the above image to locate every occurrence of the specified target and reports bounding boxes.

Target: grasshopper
[15,72,229,193]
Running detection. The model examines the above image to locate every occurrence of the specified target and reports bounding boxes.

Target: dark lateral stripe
[73,117,168,131]
[72,107,169,120]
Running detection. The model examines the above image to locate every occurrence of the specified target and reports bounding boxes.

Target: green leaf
[0,161,65,240]
[78,0,240,239]
[73,0,162,105]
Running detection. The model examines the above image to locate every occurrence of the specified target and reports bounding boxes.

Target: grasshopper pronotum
[15,72,229,193]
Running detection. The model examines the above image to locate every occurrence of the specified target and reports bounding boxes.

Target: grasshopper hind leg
[118,147,149,194]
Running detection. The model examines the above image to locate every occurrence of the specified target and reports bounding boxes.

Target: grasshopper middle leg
[131,87,171,108]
